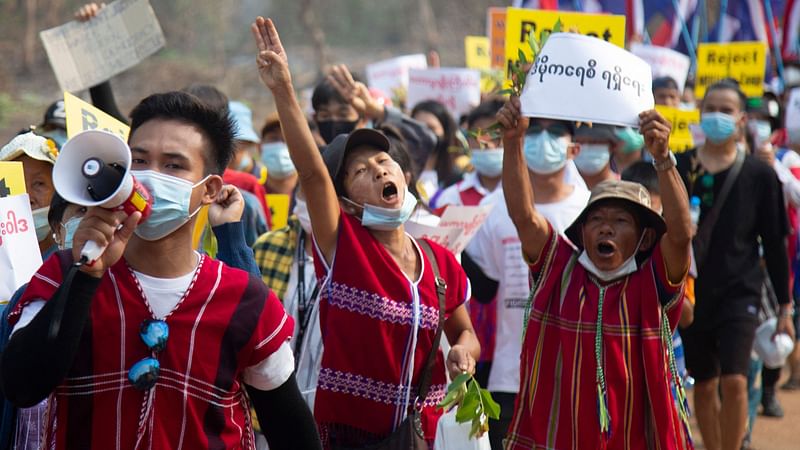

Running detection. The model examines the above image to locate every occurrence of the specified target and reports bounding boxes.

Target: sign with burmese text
[365,54,427,99]
[0,194,43,305]
[520,33,654,128]
[405,204,493,255]
[406,68,481,120]
[630,43,691,92]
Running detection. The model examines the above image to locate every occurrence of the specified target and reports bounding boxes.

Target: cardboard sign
[504,8,625,79]
[0,162,26,198]
[487,7,506,69]
[365,54,427,99]
[405,204,493,255]
[64,91,130,141]
[465,36,491,70]
[695,41,767,98]
[630,43,691,92]
[406,68,481,120]
[266,194,290,230]
[40,0,165,93]
[655,106,700,153]
[0,194,44,305]
[520,33,654,127]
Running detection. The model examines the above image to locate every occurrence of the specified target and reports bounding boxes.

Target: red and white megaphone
[53,130,152,264]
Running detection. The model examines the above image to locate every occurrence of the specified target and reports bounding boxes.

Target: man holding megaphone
[0,92,321,449]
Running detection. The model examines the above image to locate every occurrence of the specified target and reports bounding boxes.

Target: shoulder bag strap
[415,239,446,408]
[693,149,745,268]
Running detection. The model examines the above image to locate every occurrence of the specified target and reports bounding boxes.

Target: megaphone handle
[80,240,106,265]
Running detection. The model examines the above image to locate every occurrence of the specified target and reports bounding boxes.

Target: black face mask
[318,119,359,144]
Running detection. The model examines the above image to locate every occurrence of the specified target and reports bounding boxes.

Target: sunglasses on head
[527,122,569,137]
[128,319,169,390]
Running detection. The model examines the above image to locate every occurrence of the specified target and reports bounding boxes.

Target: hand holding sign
[520,33,654,127]
[639,110,672,162]
[496,97,528,142]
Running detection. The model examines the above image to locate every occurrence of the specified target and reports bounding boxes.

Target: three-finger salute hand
[251,16,292,92]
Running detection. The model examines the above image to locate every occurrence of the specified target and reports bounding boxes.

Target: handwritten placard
[630,43,691,92]
[695,41,767,98]
[504,8,625,80]
[487,7,506,69]
[465,36,491,70]
[365,54,427,99]
[406,68,481,120]
[520,33,654,127]
[0,162,26,198]
[655,106,700,153]
[0,194,44,304]
[405,204,493,255]
[40,0,165,93]
[64,92,130,141]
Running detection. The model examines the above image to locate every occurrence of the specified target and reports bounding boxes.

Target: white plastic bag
[434,409,491,450]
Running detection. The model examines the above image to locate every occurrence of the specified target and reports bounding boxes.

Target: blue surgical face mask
[32,207,50,242]
[237,153,252,172]
[261,142,296,178]
[524,131,569,174]
[614,127,644,154]
[343,186,418,231]
[470,148,504,177]
[574,143,611,175]
[59,216,81,250]
[132,170,207,241]
[701,112,738,144]
[749,120,772,145]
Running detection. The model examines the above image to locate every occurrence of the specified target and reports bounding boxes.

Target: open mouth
[382,182,399,202]
[596,240,617,256]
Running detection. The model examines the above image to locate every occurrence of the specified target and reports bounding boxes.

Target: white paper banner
[520,33,655,127]
[0,194,44,304]
[365,54,427,98]
[786,88,800,144]
[406,68,481,120]
[630,43,691,92]
[405,204,493,255]
[40,0,165,93]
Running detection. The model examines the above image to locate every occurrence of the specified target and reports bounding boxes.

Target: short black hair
[312,78,348,112]
[621,161,659,195]
[652,76,680,92]
[181,84,230,115]
[702,78,747,111]
[129,91,235,175]
[467,98,505,129]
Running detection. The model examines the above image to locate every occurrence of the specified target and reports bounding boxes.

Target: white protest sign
[520,33,654,128]
[366,54,428,98]
[785,88,800,145]
[630,43,691,92]
[40,0,165,93]
[406,68,481,120]
[0,194,44,304]
[405,204,493,255]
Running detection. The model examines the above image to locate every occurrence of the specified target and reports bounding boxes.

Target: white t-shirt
[13,256,294,392]
[465,183,590,393]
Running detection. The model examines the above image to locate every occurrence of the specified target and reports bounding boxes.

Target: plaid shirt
[253,216,300,300]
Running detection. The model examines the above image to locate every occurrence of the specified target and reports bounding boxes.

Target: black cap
[574,124,621,143]
[322,128,391,195]
[41,100,66,129]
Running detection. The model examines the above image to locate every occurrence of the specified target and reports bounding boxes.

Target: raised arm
[497,97,551,262]
[251,17,339,263]
[639,110,690,284]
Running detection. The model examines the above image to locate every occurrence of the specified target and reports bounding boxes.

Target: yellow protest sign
[504,8,625,80]
[695,41,766,98]
[465,36,491,69]
[64,91,130,141]
[487,7,506,69]
[266,194,290,230]
[0,162,26,198]
[656,105,700,153]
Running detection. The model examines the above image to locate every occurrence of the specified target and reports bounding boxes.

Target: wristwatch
[652,152,677,171]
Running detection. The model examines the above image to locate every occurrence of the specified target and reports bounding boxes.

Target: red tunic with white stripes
[9,251,293,450]
[312,212,470,448]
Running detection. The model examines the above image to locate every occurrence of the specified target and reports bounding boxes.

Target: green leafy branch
[498,19,563,97]
[438,372,500,439]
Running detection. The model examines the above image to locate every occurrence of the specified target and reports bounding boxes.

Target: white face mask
[32,207,51,242]
[577,232,646,282]
[131,170,208,241]
[294,196,312,235]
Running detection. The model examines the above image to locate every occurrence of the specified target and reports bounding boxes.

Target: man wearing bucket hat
[0,132,60,257]
[498,97,694,450]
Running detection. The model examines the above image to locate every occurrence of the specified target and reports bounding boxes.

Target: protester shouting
[252,17,479,448]
[498,96,694,450]
[0,92,321,450]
